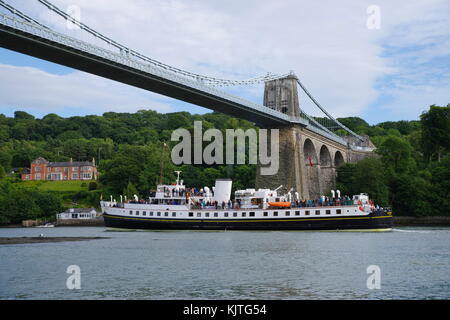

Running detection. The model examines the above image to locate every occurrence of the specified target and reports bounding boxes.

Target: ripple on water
[0,226,449,299]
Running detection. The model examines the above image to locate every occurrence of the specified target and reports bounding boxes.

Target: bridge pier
[256,125,343,200]
[256,76,374,200]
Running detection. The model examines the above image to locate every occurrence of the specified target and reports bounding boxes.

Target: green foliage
[336,117,369,133]
[88,181,98,191]
[377,135,415,175]
[123,181,139,199]
[0,180,63,224]
[420,105,450,162]
[0,103,449,221]
[336,158,388,206]
[0,165,5,179]
[335,104,449,216]
[389,174,436,216]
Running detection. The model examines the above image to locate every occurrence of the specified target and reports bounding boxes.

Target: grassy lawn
[18,180,94,192]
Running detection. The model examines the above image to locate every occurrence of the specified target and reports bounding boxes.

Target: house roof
[64,208,97,214]
[32,157,49,164]
[32,157,95,167]
[48,161,94,167]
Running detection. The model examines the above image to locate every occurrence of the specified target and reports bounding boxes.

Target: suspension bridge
[0,0,375,198]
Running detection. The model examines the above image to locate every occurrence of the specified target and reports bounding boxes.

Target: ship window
[273,211,278,216]
[136,211,139,216]
[233,212,238,217]
[326,210,331,215]
[242,212,246,217]
[164,212,169,217]
[143,211,146,216]
[337,209,342,214]
[157,212,161,216]
[285,211,290,216]
[315,210,320,215]
[214,212,218,217]
[189,212,193,217]
[172,212,176,217]
[263,212,268,217]
[205,212,210,217]
[129,210,132,215]
[197,213,201,217]
[295,211,300,216]
[249,212,255,217]
[150,212,153,216]
[305,210,310,216]
[224,212,229,217]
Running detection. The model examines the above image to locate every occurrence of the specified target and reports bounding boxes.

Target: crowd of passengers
[112,195,388,212]
[112,184,382,210]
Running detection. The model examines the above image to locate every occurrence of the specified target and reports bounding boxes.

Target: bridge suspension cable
[33,0,287,86]
[0,0,48,29]
[0,0,362,143]
[296,78,363,140]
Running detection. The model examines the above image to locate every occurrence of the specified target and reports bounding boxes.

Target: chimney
[92,157,96,166]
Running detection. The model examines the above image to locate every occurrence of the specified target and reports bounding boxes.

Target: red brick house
[22,157,98,181]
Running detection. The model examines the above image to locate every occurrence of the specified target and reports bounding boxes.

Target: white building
[57,208,99,220]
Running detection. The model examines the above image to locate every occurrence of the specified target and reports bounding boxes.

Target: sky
[0,0,449,125]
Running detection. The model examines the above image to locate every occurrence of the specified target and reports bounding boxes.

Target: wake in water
[393,228,433,234]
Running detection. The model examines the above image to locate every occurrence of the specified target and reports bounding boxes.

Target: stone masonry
[255,75,374,199]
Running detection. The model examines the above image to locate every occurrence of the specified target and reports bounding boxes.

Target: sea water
[0,226,449,299]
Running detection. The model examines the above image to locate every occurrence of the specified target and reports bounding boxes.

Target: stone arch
[319,145,332,167]
[303,138,320,198]
[303,139,318,165]
[334,151,345,167]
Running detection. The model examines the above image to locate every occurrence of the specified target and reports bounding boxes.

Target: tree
[420,105,450,162]
[0,165,6,179]
[377,136,415,175]
[336,117,369,132]
[389,174,436,216]
[0,149,12,171]
[429,155,450,214]
[336,163,357,196]
[336,159,388,206]
[14,111,35,121]
[123,181,139,200]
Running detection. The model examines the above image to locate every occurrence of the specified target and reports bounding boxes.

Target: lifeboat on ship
[268,202,291,208]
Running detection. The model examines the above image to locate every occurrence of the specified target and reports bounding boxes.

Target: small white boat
[36,223,55,228]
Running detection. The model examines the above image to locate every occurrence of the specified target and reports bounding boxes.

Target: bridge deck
[0,13,348,145]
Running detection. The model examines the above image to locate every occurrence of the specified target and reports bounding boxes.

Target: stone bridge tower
[255,75,371,200]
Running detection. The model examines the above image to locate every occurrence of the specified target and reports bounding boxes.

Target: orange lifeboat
[268,202,291,208]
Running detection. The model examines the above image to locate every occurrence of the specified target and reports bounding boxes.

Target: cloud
[2,0,449,122]
[0,63,173,117]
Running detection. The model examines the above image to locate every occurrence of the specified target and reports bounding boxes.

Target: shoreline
[0,236,110,245]
[1,216,450,228]
[393,216,450,227]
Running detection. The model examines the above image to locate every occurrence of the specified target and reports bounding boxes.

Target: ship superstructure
[100,172,393,231]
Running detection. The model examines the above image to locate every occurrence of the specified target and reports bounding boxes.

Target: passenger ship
[100,171,393,231]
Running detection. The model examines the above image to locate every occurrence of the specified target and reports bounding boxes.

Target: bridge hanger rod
[296,78,363,140]
[35,0,286,85]
[0,0,49,29]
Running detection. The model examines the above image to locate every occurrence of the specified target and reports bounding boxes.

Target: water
[0,226,449,300]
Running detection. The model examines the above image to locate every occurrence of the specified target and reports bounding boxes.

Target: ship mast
[159,142,168,185]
